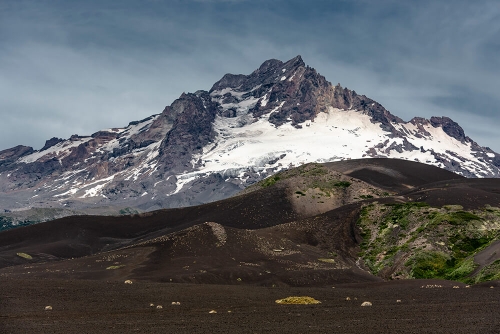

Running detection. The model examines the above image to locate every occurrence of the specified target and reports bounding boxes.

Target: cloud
[0,0,499,151]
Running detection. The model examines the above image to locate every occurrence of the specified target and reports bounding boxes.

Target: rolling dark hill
[0,158,442,271]
[1,158,500,287]
[404,178,500,209]
[324,158,465,192]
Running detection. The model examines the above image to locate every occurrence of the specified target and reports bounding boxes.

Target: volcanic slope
[2,159,500,285]
[0,160,402,271]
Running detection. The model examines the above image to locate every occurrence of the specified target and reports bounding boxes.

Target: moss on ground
[261,174,281,188]
[473,260,500,283]
[275,296,321,305]
[356,202,500,282]
[333,181,351,188]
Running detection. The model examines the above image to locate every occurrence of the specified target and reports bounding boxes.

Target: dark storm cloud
[0,0,499,151]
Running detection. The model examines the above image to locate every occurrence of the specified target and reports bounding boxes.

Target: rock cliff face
[0,55,499,218]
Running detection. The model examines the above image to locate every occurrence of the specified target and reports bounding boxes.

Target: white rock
[361,301,372,307]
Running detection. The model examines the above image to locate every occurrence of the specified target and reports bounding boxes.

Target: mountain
[1,159,500,286]
[1,56,499,223]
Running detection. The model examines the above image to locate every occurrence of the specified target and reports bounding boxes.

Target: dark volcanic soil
[326,158,464,192]
[2,278,499,334]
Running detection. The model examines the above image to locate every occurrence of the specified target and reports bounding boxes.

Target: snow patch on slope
[80,175,115,198]
[167,107,385,193]
[197,108,385,174]
[169,106,497,194]
[392,122,493,176]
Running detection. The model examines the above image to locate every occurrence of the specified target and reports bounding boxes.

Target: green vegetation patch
[261,174,281,188]
[407,251,452,279]
[333,181,351,188]
[408,250,479,281]
[447,211,482,225]
[383,202,429,230]
[16,252,32,260]
[356,201,500,283]
[473,260,500,283]
[450,236,492,257]
[427,211,482,228]
[446,258,478,281]
[298,164,329,177]
[290,164,355,197]
[0,216,14,231]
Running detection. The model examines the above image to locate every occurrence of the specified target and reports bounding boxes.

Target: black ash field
[2,278,500,334]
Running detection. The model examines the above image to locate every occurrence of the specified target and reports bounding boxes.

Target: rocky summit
[0,56,499,221]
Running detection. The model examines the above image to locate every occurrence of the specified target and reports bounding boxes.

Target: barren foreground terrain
[2,278,499,334]
[2,159,500,333]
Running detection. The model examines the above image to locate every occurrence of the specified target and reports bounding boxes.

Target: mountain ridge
[0,55,498,220]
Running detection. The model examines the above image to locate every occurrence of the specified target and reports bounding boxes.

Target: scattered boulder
[156,305,163,309]
[124,280,133,284]
[44,306,52,311]
[209,310,217,314]
[361,301,372,307]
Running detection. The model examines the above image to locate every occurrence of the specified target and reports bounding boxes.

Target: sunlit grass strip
[106,265,126,270]
[16,252,32,260]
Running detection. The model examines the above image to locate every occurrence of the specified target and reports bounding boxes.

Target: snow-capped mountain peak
[0,55,498,215]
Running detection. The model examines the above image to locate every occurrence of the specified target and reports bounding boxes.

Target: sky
[1,0,499,152]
